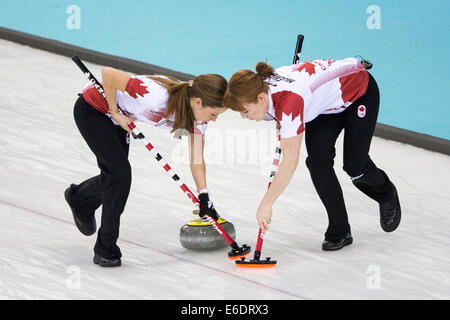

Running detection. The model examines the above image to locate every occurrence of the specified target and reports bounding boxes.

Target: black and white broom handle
[293,34,304,64]
[71,56,141,140]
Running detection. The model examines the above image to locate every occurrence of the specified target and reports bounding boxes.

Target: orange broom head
[235,263,276,268]
[235,257,277,268]
[228,251,252,260]
[228,244,251,259]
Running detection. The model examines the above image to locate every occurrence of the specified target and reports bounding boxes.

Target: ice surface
[0,39,449,299]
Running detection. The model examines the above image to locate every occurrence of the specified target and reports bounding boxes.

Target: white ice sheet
[0,39,449,300]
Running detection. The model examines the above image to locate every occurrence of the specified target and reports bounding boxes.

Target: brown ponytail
[255,62,275,80]
[148,74,227,137]
[223,62,275,112]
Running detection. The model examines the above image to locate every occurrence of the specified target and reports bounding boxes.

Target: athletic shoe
[64,184,96,236]
[322,232,353,251]
[93,253,121,267]
[379,184,401,232]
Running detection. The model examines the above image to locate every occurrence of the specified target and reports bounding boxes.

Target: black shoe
[93,253,121,267]
[64,184,96,236]
[379,184,401,232]
[322,232,353,251]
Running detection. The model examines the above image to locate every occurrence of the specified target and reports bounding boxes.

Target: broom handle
[253,33,304,261]
[254,131,281,261]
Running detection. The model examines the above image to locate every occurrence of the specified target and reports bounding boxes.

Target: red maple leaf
[294,62,316,76]
[125,78,149,98]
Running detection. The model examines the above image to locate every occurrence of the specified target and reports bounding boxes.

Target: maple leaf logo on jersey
[126,78,149,99]
[293,62,316,76]
[279,112,303,135]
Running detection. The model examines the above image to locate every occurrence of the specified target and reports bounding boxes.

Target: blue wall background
[1,0,449,139]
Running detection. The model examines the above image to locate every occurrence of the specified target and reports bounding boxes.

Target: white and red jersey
[264,58,369,139]
[81,76,208,135]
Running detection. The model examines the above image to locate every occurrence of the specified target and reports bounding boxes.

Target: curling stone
[179,217,236,251]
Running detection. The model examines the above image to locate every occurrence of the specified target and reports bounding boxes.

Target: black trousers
[305,73,394,241]
[72,95,131,259]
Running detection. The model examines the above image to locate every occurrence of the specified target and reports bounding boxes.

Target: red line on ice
[0,198,309,300]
